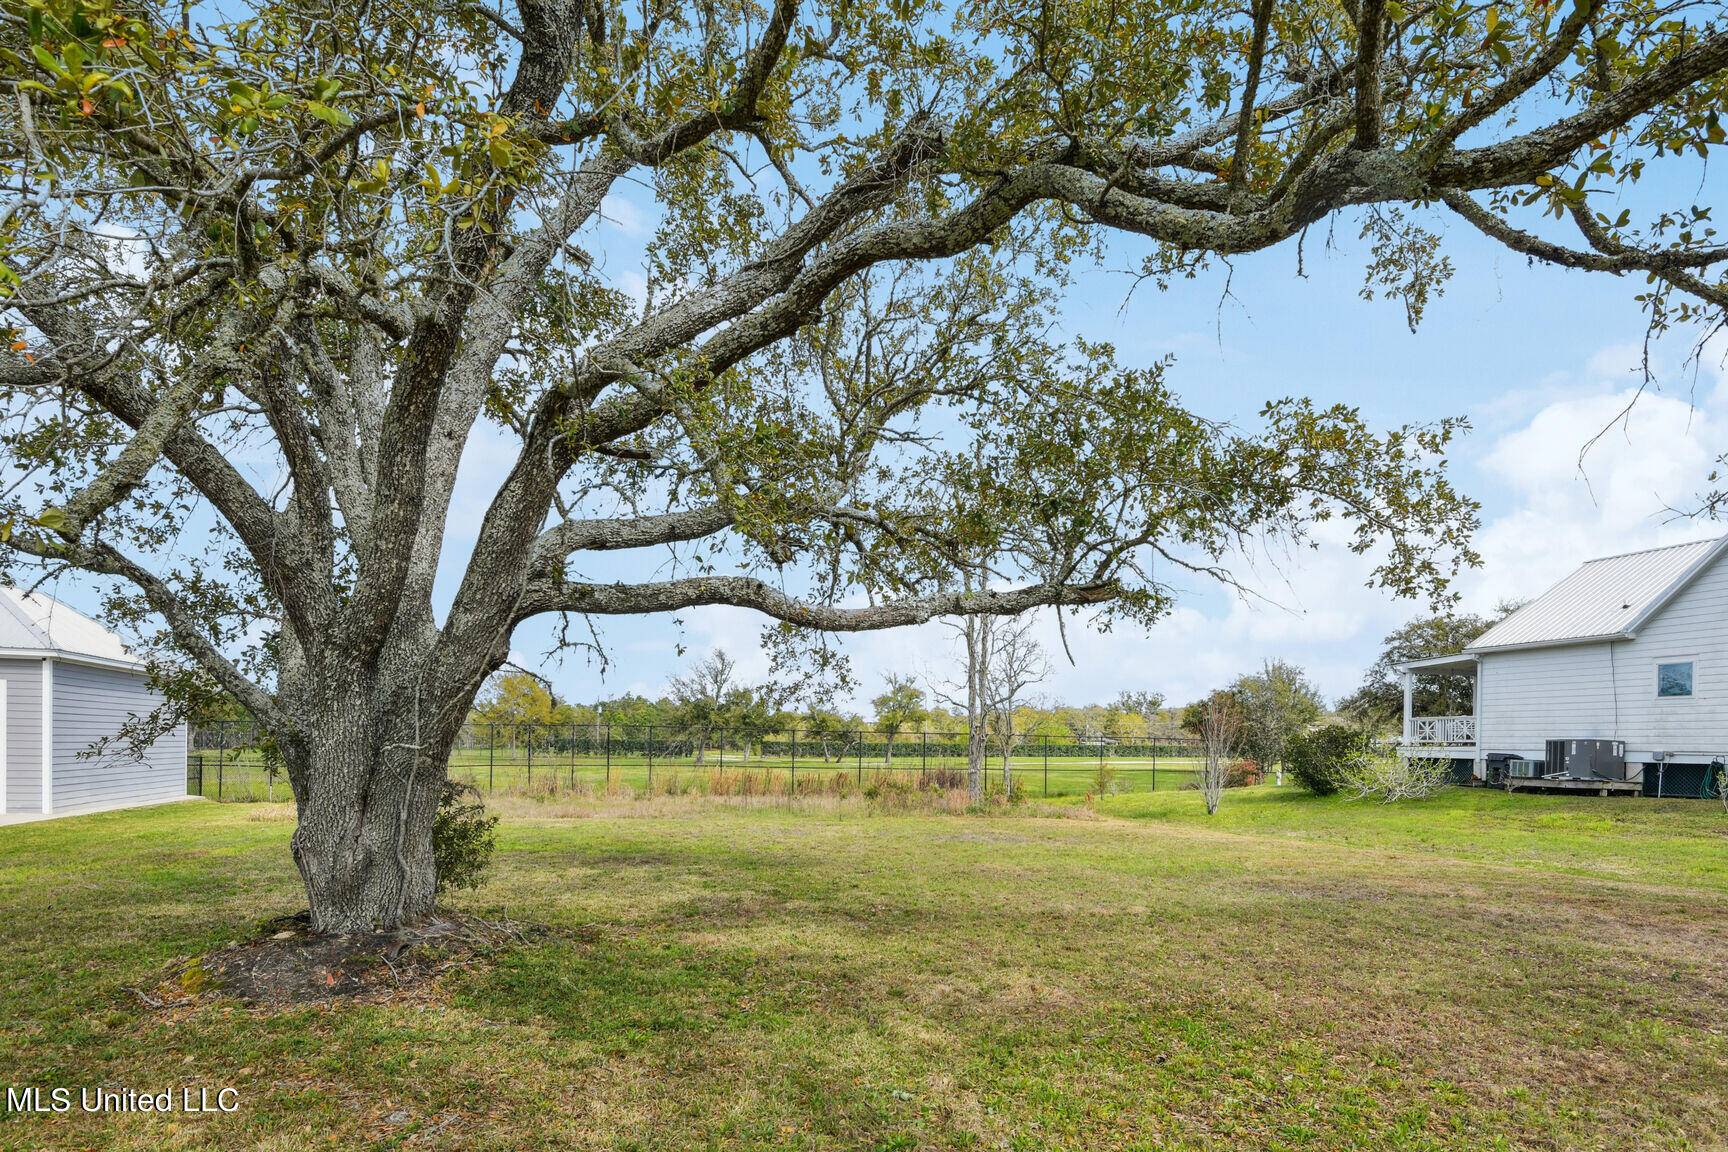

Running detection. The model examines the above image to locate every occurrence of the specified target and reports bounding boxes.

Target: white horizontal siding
[1479,547,1728,760]
[1478,645,1618,750]
[50,661,185,815]
[1607,547,1728,757]
[0,658,43,813]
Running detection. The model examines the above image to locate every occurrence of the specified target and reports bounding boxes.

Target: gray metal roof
[1467,535,1728,652]
[0,587,141,667]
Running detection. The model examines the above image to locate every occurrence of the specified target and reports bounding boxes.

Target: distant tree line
[460,656,1185,757]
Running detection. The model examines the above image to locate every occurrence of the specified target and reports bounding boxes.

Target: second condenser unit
[1543,738,1626,781]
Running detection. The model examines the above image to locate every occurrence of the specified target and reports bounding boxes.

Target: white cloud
[1463,337,1728,613]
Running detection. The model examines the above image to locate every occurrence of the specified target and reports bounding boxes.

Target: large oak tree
[1,0,1723,930]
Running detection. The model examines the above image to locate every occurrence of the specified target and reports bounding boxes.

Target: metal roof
[1467,535,1728,652]
[1397,652,1479,673]
[0,587,142,667]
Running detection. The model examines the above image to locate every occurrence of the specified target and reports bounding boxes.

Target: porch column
[1401,670,1413,743]
[1471,664,1482,779]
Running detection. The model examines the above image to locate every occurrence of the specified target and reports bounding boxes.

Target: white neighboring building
[1396,536,1728,797]
[0,588,187,817]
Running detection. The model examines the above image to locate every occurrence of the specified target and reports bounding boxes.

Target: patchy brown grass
[1,789,1726,1149]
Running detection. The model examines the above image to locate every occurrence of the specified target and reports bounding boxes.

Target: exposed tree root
[147,911,542,1009]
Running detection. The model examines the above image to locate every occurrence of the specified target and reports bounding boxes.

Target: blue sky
[470,176,1728,713]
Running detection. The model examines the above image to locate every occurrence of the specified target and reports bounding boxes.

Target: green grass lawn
[3,787,1727,1150]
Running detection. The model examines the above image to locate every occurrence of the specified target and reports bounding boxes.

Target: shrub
[1339,753,1452,803]
[1092,761,1120,795]
[1284,725,1376,796]
[1225,758,1262,788]
[432,779,499,895]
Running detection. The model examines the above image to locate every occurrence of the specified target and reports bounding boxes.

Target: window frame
[1654,658,1697,700]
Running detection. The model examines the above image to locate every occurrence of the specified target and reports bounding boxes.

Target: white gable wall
[1478,644,1618,751]
[51,660,187,815]
[1605,542,1728,758]
[1478,544,1728,760]
[0,657,43,813]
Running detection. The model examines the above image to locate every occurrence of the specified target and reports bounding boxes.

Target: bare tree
[932,596,995,805]
[1199,692,1243,816]
[986,617,1049,795]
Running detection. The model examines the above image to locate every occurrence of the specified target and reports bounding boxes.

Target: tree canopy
[1339,604,1521,727]
[1,0,1722,930]
[1230,659,1326,769]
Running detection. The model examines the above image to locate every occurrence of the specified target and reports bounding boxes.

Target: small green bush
[1284,726,1375,796]
[432,779,499,895]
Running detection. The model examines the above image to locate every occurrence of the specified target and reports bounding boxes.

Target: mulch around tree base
[138,911,543,1009]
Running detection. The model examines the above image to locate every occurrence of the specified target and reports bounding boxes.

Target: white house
[1396,536,1728,797]
[0,588,187,818]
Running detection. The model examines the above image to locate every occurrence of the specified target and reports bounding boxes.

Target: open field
[188,747,1209,801]
[3,788,1727,1150]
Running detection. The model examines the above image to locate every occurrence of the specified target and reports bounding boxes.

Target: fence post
[216,721,226,801]
[645,723,653,792]
[189,722,198,798]
[526,725,533,790]
[488,723,495,794]
[1098,733,1105,784]
[604,720,612,788]
[856,730,863,788]
[1043,734,1050,796]
[790,726,798,797]
[571,721,578,790]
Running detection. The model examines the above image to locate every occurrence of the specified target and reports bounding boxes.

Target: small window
[1656,661,1694,698]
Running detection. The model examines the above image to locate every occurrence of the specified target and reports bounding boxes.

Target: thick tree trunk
[286,691,452,934]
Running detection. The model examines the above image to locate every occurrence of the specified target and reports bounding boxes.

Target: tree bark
[965,721,986,804]
[282,657,464,934]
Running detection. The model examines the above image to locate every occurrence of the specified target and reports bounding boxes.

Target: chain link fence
[186,719,1212,802]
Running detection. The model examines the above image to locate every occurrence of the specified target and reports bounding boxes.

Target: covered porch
[1394,652,1479,761]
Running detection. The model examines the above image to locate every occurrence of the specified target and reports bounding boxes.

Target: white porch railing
[1410,716,1476,746]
